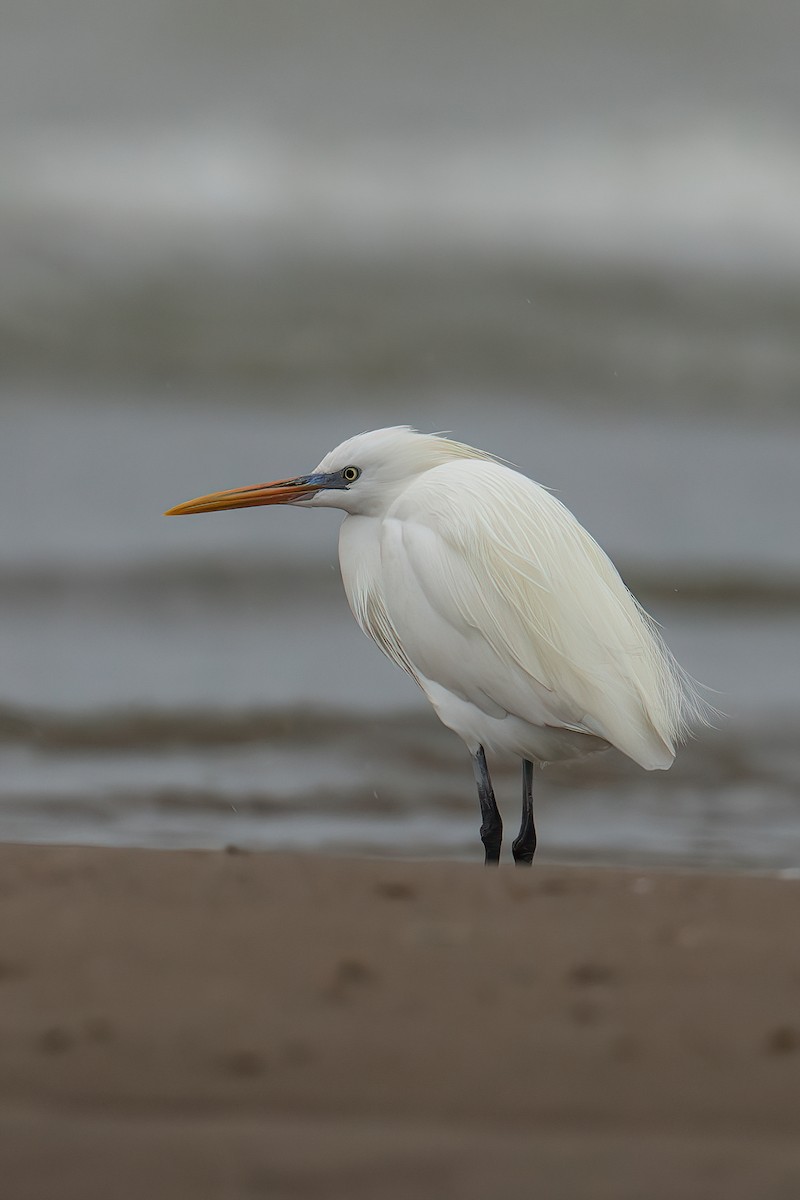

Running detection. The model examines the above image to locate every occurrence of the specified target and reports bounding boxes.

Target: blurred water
[0,0,798,863]
[2,2,800,406]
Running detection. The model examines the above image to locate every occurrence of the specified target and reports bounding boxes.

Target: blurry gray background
[1,1,798,864]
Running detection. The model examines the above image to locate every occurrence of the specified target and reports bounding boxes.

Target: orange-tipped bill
[164,476,323,516]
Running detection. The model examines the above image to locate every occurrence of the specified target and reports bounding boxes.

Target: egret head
[165,426,492,519]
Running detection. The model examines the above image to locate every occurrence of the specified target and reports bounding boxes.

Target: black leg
[471,746,502,865]
[512,759,537,867]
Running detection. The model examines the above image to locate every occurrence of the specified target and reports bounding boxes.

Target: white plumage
[166,425,707,864]
[317,428,701,766]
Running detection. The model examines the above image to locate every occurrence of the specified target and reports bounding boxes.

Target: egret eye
[342,466,360,483]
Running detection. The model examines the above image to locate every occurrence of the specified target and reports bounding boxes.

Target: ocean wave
[0,560,797,611]
[0,701,796,779]
[0,703,433,752]
[4,128,800,276]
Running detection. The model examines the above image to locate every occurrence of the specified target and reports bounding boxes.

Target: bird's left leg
[472,746,503,865]
[512,759,537,866]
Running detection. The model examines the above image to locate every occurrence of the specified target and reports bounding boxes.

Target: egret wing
[379,512,589,731]
[382,459,696,769]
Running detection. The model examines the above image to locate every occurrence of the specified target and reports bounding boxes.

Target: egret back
[377,459,706,770]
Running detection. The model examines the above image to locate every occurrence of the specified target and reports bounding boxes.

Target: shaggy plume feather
[401,456,709,766]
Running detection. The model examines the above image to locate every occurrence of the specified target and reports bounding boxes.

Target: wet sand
[0,845,799,1198]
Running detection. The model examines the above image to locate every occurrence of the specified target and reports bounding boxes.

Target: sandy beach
[0,845,798,1198]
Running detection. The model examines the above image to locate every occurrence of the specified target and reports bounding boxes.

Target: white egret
[165,426,706,865]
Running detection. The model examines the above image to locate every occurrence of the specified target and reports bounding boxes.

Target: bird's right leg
[471,746,503,865]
